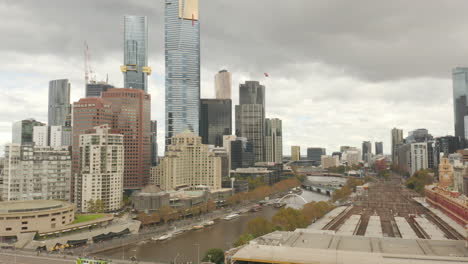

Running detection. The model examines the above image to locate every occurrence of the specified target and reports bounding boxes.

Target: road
[0,252,75,264]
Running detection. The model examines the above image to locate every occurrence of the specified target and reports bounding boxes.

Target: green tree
[202,248,224,264]
[272,207,308,231]
[233,233,255,247]
[406,169,433,194]
[87,199,106,213]
[246,217,275,238]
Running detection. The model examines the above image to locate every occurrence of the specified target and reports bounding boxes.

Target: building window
[21,221,28,225]
[5,228,12,231]
[21,227,28,230]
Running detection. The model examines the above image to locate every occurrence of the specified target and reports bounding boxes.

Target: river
[96,189,329,263]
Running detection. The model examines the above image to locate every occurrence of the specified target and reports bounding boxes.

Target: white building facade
[33,126,49,147]
[76,125,124,213]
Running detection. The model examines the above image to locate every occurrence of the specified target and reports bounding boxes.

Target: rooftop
[231,230,468,264]
[0,200,72,214]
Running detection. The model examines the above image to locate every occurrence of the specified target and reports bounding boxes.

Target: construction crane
[83,41,96,84]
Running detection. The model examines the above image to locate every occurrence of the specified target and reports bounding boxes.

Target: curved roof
[0,200,72,214]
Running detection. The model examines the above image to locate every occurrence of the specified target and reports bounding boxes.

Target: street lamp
[194,243,200,264]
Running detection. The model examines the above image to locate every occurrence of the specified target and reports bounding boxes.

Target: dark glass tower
[165,0,200,145]
[199,99,232,147]
[453,67,468,139]
[150,120,158,166]
[86,82,115,97]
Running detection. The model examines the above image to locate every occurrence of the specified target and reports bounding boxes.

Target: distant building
[122,15,150,92]
[398,142,428,176]
[50,125,72,147]
[307,148,326,164]
[131,185,170,213]
[1,144,71,201]
[230,137,255,170]
[433,136,463,177]
[340,146,353,153]
[375,142,383,155]
[199,99,232,147]
[452,160,468,195]
[230,167,277,186]
[331,152,342,160]
[405,128,433,143]
[291,146,300,161]
[342,149,361,166]
[215,69,232,99]
[86,82,115,97]
[76,125,124,213]
[210,146,230,181]
[452,67,468,139]
[264,118,283,164]
[165,0,200,145]
[235,81,265,162]
[391,128,403,165]
[438,157,454,189]
[48,79,71,126]
[362,141,372,161]
[151,131,222,191]
[33,125,49,147]
[150,120,158,166]
[374,156,387,172]
[321,155,339,169]
[223,135,237,171]
[12,119,45,145]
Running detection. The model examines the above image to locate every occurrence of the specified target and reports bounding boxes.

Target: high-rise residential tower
[215,69,232,99]
[200,99,232,147]
[452,67,468,139]
[12,119,45,145]
[291,146,300,161]
[165,0,200,145]
[150,120,158,166]
[375,141,383,155]
[265,118,283,164]
[48,79,71,127]
[121,16,150,91]
[235,81,265,162]
[391,128,403,164]
[102,88,151,190]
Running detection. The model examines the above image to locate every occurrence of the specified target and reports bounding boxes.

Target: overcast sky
[1,0,466,155]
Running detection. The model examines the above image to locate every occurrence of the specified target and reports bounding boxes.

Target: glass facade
[12,119,45,145]
[199,99,232,147]
[150,120,158,166]
[307,148,326,164]
[264,118,283,163]
[86,82,115,97]
[48,79,71,126]
[453,67,468,139]
[165,0,201,146]
[123,16,149,92]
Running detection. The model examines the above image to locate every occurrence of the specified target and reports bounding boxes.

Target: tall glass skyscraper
[48,79,71,126]
[165,0,200,146]
[452,67,468,139]
[121,15,150,92]
[200,99,232,147]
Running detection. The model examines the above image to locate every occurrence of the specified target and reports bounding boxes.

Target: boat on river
[192,225,204,230]
[151,234,172,241]
[223,213,240,220]
[203,220,214,226]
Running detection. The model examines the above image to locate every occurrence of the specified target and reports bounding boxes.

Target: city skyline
[2,0,466,155]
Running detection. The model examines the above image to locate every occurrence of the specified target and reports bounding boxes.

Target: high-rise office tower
[200,99,232,147]
[453,67,468,139]
[235,81,265,162]
[150,120,158,166]
[72,98,114,202]
[375,141,383,155]
[102,88,151,190]
[362,141,372,162]
[121,16,151,91]
[291,146,300,161]
[12,119,45,145]
[265,118,283,164]
[76,125,124,213]
[230,137,255,170]
[165,0,200,145]
[215,69,232,99]
[86,82,115,97]
[391,128,404,165]
[307,148,326,164]
[48,79,71,126]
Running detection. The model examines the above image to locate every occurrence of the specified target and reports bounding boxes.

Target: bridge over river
[302,176,346,196]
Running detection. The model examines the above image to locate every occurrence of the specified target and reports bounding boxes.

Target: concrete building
[223,135,237,171]
[452,160,467,194]
[0,200,75,240]
[307,148,326,164]
[85,82,115,97]
[33,125,49,147]
[12,119,45,145]
[131,185,170,213]
[375,141,383,155]
[215,69,232,99]
[122,16,150,92]
[50,125,72,147]
[438,157,454,189]
[48,79,71,127]
[150,120,158,166]
[391,128,403,165]
[321,155,339,169]
[235,81,265,162]
[433,136,464,177]
[210,146,230,181]
[425,185,468,227]
[452,67,468,139]
[75,125,124,213]
[291,146,300,161]
[342,149,361,166]
[264,118,282,164]
[102,88,151,190]
[199,99,232,147]
[398,142,428,176]
[151,131,222,191]
[406,128,433,143]
[165,0,200,144]
[1,144,71,201]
